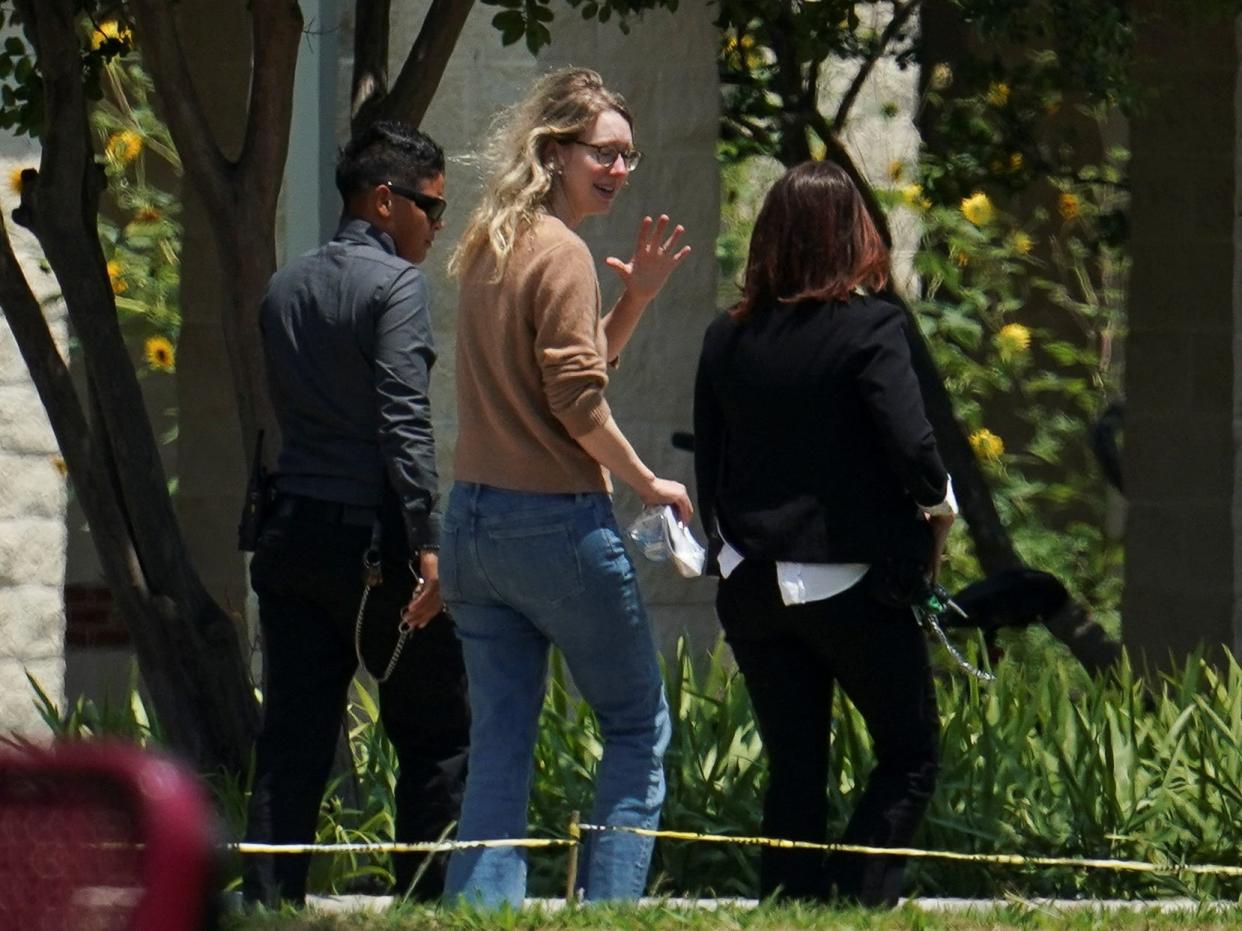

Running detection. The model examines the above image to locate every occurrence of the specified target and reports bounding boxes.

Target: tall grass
[25,641,1242,899]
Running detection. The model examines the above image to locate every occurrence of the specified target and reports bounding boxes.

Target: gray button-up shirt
[260,217,440,550]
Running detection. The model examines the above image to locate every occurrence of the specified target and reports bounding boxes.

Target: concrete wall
[1124,1,1237,661]
[0,139,67,735]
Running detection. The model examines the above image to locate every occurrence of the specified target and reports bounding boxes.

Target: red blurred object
[0,741,217,930]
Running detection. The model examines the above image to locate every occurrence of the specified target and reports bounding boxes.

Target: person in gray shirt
[243,121,468,906]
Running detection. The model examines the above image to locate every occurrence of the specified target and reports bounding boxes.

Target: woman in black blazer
[694,161,955,907]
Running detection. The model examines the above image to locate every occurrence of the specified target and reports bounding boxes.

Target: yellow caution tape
[230,837,575,855]
[228,823,1242,879]
[578,824,1242,878]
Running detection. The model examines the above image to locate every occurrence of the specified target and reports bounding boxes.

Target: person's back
[243,121,468,907]
[262,222,433,509]
[694,160,953,908]
[440,67,692,909]
[453,212,610,494]
[696,294,944,566]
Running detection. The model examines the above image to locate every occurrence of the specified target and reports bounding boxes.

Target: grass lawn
[222,900,1242,931]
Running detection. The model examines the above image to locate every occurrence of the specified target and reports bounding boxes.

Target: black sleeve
[693,317,726,574]
[374,267,440,551]
[853,300,948,508]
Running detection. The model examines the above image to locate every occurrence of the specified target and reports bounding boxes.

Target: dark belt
[272,494,377,527]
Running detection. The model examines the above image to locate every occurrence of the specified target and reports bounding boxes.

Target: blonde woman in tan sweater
[441,68,692,908]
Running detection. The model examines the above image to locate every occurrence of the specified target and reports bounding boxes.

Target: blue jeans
[440,482,671,907]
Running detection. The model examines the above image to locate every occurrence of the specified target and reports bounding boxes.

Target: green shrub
[28,641,1242,899]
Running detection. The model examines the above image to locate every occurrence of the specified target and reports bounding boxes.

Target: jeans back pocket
[485,520,585,608]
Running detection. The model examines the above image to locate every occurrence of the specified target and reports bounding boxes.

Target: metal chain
[352,547,415,685]
[912,586,997,683]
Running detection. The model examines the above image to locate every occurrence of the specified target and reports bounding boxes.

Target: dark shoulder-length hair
[732,160,890,320]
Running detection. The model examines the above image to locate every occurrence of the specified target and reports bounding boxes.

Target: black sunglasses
[381,181,447,223]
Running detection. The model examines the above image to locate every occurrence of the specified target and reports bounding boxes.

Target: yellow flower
[996,323,1031,357]
[969,428,1005,462]
[888,160,905,183]
[8,166,29,195]
[1009,231,1033,255]
[930,63,953,90]
[900,184,931,210]
[1057,192,1080,221]
[1009,152,1024,172]
[106,129,144,165]
[90,19,131,51]
[50,456,68,477]
[722,33,762,69]
[106,259,127,295]
[960,191,994,226]
[144,335,176,373]
[985,82,1010,107]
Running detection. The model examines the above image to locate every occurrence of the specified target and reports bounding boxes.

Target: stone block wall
[0,141,67,735]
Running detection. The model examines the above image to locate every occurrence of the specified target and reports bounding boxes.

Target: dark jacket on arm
[693,293,947,573]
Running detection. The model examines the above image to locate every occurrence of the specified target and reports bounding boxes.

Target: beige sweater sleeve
[526,239,613,438]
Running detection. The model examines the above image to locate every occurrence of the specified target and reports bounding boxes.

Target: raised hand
[605,214,692,305]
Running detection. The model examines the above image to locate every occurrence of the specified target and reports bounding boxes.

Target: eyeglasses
[380,181,447,223]
[571,140,643,172]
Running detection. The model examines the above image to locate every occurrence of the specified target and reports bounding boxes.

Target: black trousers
[717,560,939,907]
[242,507,470,905]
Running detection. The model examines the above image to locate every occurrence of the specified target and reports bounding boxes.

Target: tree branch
[21,0,239,617]
[0,200,196,746]
[352,0,392,124]
[126,0,232,209]
[0,222,108,565]
[797,108,1022,575]
[767,1,812,165]
[833,0,924,134]
[238,0,304,219]
[806,108,893,245]
[723,113,777,154]
[10,0,262,770]
[362,0,475,130]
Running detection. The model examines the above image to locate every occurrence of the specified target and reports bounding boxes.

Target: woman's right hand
[574,418,694,523]
[639,477,693,524]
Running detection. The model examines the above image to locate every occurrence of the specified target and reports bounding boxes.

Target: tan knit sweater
[453,213,613,493]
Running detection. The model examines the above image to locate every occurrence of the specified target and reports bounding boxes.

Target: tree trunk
[211,195,283,456]
[5,0,259,773]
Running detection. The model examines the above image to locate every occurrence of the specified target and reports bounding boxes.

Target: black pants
[717,560,939,907]
[242,507,470,905]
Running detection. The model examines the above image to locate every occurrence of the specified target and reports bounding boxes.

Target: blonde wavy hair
[449,67,631,281]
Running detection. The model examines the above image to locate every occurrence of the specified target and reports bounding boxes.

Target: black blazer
[693,293,948,572]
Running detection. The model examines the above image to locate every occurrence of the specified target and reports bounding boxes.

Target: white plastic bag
[626,505,706,578]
